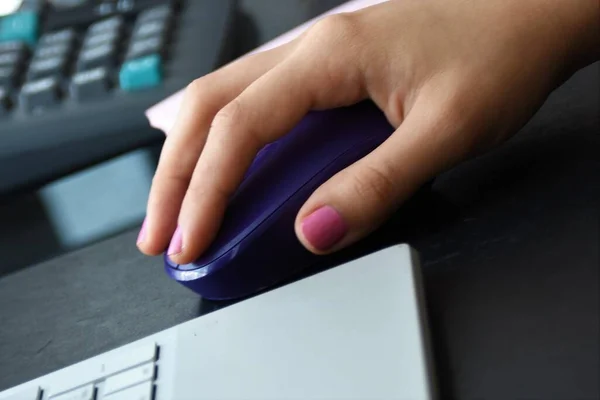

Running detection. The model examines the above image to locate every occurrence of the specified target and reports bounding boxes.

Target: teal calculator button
[0,11,39,46]
[119,54,163,91]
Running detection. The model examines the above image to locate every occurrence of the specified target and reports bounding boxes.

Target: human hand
[137,0,599,263]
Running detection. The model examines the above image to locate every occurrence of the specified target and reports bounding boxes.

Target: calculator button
[77,42,116,70]
[27,56,67,80]
[34,44,71,60]
[0,44,26,67]
[119,54,162,91]
[20,76,61,110]
[126,36,164,60]
[70,67,110,100]
[0,52,22,67]
[39,29,75,47]
[83,30,119,48]
[138,4,172,23]
[88,16,123,36]
[102,381,153,400]
[132,19,169,40]
[0,11,39,46]
[95,1,117,16]
[103,362,155,396]
[48,384,94,400]
[115,0,136,13]
[0,41,28,55]
[0,86,11,115]
[0,386,41,400]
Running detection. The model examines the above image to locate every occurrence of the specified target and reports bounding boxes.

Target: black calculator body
[0,0,234,193]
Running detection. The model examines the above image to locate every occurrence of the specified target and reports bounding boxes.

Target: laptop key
[46,343,157,397]
[48,384,94,400]
[103,343,158,374]
[0,386,41,400]
[103,362,155,396]
[102,381,153,400]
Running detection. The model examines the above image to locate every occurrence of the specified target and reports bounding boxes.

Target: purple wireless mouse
[164,101,394,300]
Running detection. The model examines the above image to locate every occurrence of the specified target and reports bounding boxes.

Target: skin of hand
[137,0,600,263]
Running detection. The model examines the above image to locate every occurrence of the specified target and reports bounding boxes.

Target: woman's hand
[137,0,599,263]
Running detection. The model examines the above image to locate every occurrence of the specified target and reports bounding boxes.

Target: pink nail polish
[301,206,348,251]
[137,218,148,244]
[168,226,184,255]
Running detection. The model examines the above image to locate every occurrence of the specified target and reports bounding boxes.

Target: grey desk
[0,63,598,399]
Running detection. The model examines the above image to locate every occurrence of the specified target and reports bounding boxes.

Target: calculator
[0,0,234,193]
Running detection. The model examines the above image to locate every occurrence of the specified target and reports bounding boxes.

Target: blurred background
[0,0,347,276]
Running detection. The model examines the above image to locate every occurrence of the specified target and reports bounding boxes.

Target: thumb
[294,97,468,254]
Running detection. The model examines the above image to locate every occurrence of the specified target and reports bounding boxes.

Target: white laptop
[0,244,436,400]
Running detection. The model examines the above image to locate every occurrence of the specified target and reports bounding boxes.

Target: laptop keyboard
[4,343,159,400]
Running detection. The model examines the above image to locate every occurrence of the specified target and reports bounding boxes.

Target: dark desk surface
[1,63,598,398]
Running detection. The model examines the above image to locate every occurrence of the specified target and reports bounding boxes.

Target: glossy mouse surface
[164,101,395,300]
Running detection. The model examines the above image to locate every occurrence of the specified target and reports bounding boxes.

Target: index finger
[139,44,293,256]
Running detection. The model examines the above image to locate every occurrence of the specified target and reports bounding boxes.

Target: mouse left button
[1,386,42,400]
[165,256,179,269]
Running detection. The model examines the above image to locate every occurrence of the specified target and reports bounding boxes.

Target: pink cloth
[144,0,387,134]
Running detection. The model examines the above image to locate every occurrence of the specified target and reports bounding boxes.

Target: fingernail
[301,206,348,251]
[168,226,184,256]
[137,218,148,244]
